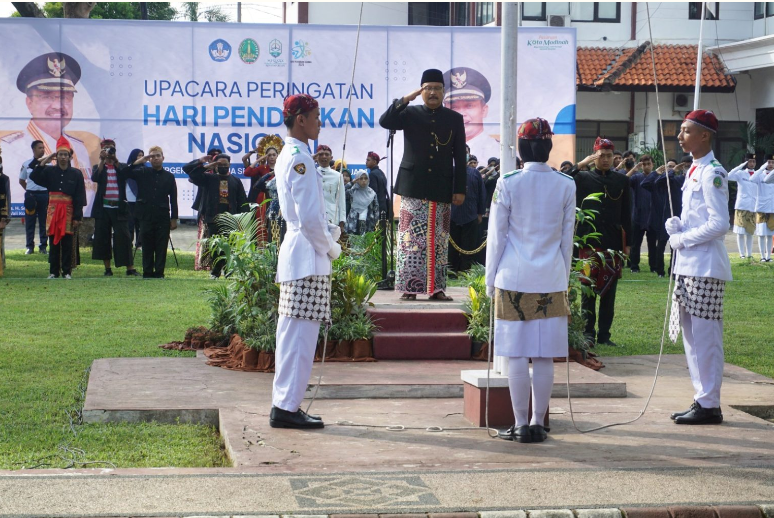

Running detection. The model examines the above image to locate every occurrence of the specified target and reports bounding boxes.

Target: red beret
[316,144,332,153]
[517,118,553,140]
[593,137,615,151]
[684,109,718,133]
[367,151,380,161]
[283,93,318,118]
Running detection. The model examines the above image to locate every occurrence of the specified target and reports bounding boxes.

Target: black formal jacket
[379,100,467,204]
[569,166,632,252]
[184,164,248,224]
[29,165,86,221]
[367,166,390,217]
[0,172,10,219]
[90,161,128,219]
[184,159,204,211]
[124,165,179,221]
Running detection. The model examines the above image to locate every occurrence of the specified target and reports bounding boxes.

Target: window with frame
[755,2,765,19]
[452,2,470,26]
[408,2,450,26]
[689,2,719,20]
[768,2,774,17]
[572,2,620,23]
[576,121,629,160]
[475,2,495,25]
[522,2,546,21]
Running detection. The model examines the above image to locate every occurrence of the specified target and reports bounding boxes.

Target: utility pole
[140,2,148,20]
[494,2,519,376]
[693,2,706,109]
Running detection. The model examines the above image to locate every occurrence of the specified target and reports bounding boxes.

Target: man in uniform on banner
[271,94,341,430]
[570,137,632,347]
[379,69,467,301]
[29,136,87,279]
[0,52,98,213]
[443,67,500,162]
[666,109,732,425]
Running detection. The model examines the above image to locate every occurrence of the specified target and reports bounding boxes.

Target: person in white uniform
[485,118,576,443]
[315,144,346,232]
[270,94,342,430]
[750,154,774,262]
[666,109,732,425]
[727,153,758,258]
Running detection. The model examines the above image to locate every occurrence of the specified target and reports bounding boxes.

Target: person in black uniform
[569,137,632,347]
[0,147,10,275]
[29,136,87,279]
[184,153,247,278]
[379,68,467,301]
[126,146,178,278]
[365,151,390,219]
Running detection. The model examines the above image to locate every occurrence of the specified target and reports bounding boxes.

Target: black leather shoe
[530,424,547,442]
[497,425,532,442]
[598,339,619,347]
[670,401,699,420]
[299,408,322,421]
[674,402,723,425]
[104,269,113,277]
[269,406,324,429]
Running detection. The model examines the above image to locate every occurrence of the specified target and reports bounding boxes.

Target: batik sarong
[396,196,451,295]
[278,275,332,323]
[733,209,756,235]
[669,275,726,342]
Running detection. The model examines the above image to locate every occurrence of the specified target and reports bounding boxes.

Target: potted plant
[349,310,378,360]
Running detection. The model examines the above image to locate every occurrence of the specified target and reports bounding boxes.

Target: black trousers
[208,219,226,278]
[24,191,48,250]
[582,277,619,343]
[629,223,657,271]
[651,236,668,276]
[139,218,170,278]
[92,208,133,268]
[127,202,141,247]
[49,234,73,276]
[449,218,479,273]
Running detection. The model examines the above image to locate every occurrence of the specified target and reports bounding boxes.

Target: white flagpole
[693,2,706,109]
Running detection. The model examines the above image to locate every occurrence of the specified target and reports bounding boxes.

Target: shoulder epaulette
[291,146,300,156]
[502,169,522,179]
[710,159,722,168]
[0,131,24,143]
[553,170,573,180]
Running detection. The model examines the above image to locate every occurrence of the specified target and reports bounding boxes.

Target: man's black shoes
[497,425,534,443]
[269,406,324,429]
[672,401,723,425]
[530,424,547,442]
[670,401,699,420]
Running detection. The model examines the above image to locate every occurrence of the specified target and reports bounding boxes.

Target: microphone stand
[377,129,397,290]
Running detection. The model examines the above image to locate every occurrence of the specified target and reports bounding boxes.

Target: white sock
[737,234,746,257]
[746,234,754,257]
[759,236,768,259]
[507,357,531,427]
[530,357,554,426]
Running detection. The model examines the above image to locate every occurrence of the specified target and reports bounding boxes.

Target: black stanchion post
[377,129,397,290]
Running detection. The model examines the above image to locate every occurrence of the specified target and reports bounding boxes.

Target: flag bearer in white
[727,153,758,259]
[750,154,774,262]
[666,109,732,425]
[270,94,342,430]
[485,118,576,443]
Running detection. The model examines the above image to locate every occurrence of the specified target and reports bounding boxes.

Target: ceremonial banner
[0,19,575,218]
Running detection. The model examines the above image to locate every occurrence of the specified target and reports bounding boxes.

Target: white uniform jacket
[727,163,757,212]
[275,136,336,283]
[319,166,346,226]
[673,151,732,281]
[485,162,576,293]
[751,165,774,213]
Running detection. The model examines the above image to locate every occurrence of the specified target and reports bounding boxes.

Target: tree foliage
[13,2,176,20]
[178,2,231,22]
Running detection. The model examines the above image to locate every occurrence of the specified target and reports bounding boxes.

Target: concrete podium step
[368,307,472,360]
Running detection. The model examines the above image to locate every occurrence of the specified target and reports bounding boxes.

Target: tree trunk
[11,2,45,17]
[63,2,96,18]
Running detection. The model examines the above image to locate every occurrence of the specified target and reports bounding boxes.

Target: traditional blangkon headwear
[367,151,380,162]
[593,137,615,151]
[316,144,332,153]
[56,135,72,154]
[283,93,318,118]
[518,118,554,140]
[684,109,718,133]
[421,69,444,84]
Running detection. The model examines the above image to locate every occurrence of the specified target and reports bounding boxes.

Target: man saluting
[379,69,467,301]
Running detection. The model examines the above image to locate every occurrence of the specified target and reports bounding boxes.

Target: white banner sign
[0,19,576,218]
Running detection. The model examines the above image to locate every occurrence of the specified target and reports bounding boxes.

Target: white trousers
[272,315,321,412]
[680,306,724,408]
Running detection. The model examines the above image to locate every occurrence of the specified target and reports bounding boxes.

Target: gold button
[430,155,434,159]
[431,119,435,122]
[428,168,432,172]
[430,144,434,147]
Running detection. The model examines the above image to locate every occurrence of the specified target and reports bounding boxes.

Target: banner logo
[209,39,231,62]
[526,35,570,51]
[239,38,259,64]
[291,40,311,60]
[269,39,282,58]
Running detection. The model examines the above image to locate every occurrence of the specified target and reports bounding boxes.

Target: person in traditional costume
[345,171,379,235]
[666,109,732,425]
[29,136,86,279]
[379,68,467,301]
[184,153,247,278]
[569,137,632,347]
[316,145,346,232]
[727,153,758,258]
[486,118,575,443]
[126,146,178,279]
[245,137,282,243]
[185,147,221,271]
[365,151,390,220]
[270,94,341,430]
[0,146,10,276]
[91,138,139,277]
[750,154,774,262]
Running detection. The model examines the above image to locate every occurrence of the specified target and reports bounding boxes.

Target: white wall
[577,91,631,120]
[307,2,408,25]
[286,1,299,24]
[752,15,774,37]
[748,66,774,107]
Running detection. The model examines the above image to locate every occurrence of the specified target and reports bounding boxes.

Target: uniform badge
[294,163,306,175]
[48,57,65,77]
[451,70,467,89]
[492,189,498,204]
[713,176,722,188]
[291,146,300,155]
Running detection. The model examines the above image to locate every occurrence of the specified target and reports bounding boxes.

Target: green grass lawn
[1,249,772,470]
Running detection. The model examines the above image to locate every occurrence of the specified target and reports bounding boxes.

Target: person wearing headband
[665,109,731,425]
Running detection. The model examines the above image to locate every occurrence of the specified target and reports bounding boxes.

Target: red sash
[46,191,74,245]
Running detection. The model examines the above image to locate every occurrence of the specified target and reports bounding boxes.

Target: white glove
[327,242,342,261]
[486,285,495,298]
[665,216,683,236]
[328,224,342,243]
[669,233,685,250]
